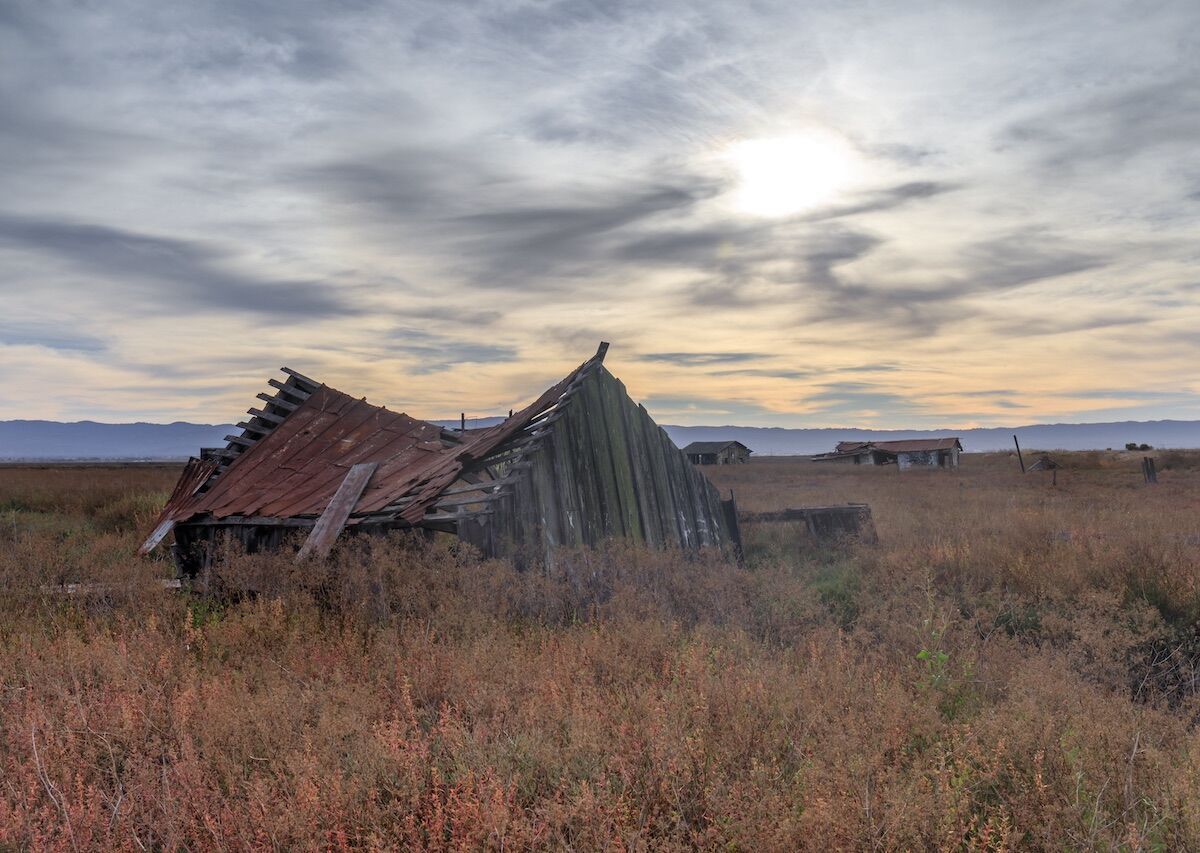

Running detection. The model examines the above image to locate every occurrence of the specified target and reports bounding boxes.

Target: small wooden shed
[682,440,752,466]
[812,438,962,469]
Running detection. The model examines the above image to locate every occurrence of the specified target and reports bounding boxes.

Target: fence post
[721,490,744,567]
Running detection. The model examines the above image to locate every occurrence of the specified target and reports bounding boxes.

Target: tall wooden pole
[1013,434,1026,473]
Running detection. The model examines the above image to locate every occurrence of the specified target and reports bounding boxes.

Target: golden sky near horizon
[2,1,1198,428]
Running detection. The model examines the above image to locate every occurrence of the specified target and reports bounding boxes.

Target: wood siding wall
[480,367,731,563]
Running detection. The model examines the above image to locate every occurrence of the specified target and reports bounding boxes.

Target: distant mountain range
[0,420,236,461]
[2,417,1197,460]
[661,421,1200,455]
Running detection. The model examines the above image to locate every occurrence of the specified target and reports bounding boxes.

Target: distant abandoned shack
[683,440,752,466]
[1027,454,1059,472]
[812,438,963,469]
[140,344,738,571]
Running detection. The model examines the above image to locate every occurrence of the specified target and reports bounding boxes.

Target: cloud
[1004,76,1200,172]
[1060,389,1199,402]
[984,313,1143,339]
[835,363,902,374]
[639,351,767,366]
[957,389,1020,398]
[708,368,815,380]
[408,305,504,326]
[0,322,106,352]
[797,382,928,421]
[791,226,1108,336]
[450,183,715,285]
[380,327,518,374]
[296,150,493,222]
[804,181,959,222]
[0,215,359,316]
[299,149,723,289]
[2,0,1200,425]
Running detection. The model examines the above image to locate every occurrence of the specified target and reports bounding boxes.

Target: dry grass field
[2,452,1199,850]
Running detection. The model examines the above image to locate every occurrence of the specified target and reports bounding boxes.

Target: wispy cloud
[0,215,360,317]
[640,351,766,366]
[1,0,1198,425]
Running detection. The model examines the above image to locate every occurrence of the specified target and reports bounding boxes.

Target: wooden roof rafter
[196,367,317,493]
[352,343,609,530]
[420,343,608,524]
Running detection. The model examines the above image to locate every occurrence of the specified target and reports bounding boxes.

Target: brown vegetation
[1,453,1199,849]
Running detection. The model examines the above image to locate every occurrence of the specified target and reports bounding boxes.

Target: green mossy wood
[477,367,731,564]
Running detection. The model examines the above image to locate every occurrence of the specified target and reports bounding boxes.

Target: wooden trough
[740,503,877,544]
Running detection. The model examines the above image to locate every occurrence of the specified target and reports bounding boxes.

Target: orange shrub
[0,455,1198,849]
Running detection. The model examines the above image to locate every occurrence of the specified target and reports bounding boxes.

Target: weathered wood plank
[280,367,320,391]
[420,508,494,524]
[549,411,583,548]
[600,371,643,542]
[437,472,525,497]
[432,490,514,509]
[581,370,622,536]
[296,462,377,561]
[635,403,668,547]
[41,578,183,596]
[193,516,317,528]
[644,411,680,546]
[721,496,743,565]
[561,385,600,546]
[246,407,286,424]
[235,421,269,435]
[137,518,176,556]
[257,392,297,411]
[741,504,877,543]
[268,378,310,400]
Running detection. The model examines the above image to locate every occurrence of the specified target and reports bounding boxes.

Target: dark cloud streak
[0,215,359,317]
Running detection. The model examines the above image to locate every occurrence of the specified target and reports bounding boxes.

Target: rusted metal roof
[139,455,220,553]
[139,347,597,553]
[833,441,871,454]
[834,437,962,454]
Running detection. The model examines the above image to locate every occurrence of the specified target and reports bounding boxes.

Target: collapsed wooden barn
[140,344,739,572]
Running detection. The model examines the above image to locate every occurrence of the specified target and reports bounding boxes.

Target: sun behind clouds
[726,129,864,217]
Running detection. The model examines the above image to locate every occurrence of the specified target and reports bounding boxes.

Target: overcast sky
[2,0,1198,428]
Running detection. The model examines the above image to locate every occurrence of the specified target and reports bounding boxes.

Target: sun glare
[728,130,860,217]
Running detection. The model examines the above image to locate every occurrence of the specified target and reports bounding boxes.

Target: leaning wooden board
[296,462,378,561]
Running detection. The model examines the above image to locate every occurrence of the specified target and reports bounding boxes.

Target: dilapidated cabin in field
[140,344,738,571]
[682,440,752,466]
[812,438,962,469]
[1027,454,1059,472]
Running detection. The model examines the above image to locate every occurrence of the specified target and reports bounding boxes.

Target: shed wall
[482,368,730,563]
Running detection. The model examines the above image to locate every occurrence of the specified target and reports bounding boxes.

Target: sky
[2,0,1198,429]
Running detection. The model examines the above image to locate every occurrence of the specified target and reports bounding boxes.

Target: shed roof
[682,440,750,455]
[834,438,962,454]
[139,347,597,553]
[1028,454,1059,471]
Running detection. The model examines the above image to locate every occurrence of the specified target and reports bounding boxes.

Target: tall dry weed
[1,456,1199,849]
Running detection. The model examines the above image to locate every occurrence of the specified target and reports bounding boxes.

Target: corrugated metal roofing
[139,351,587,552]
[834,438,962,454]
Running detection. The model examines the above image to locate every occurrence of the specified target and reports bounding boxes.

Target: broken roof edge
[832,437,963,453]
[139,341,613,554]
